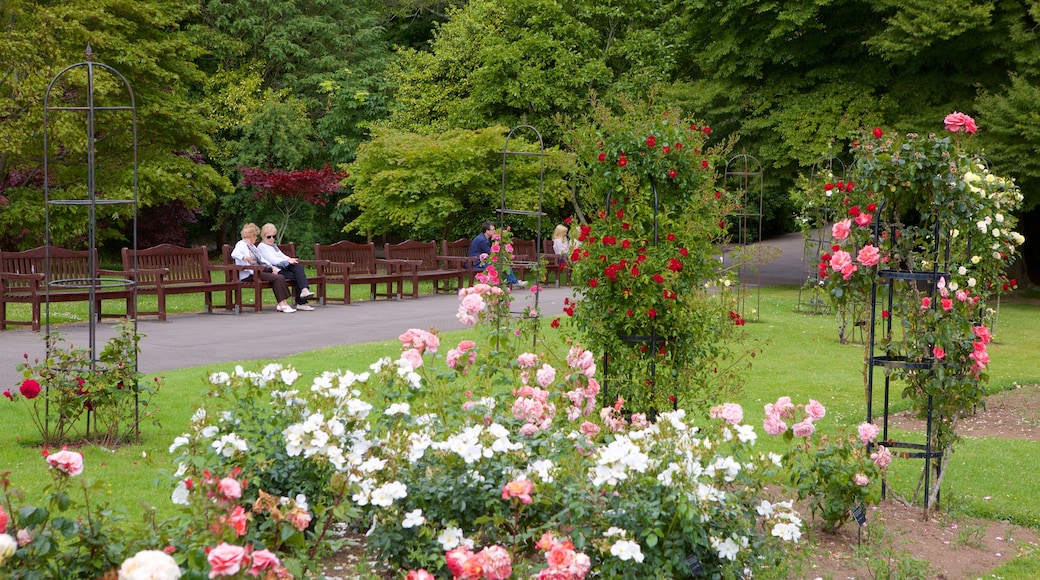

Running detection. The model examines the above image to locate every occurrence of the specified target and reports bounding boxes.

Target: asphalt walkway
[1,233,809,386]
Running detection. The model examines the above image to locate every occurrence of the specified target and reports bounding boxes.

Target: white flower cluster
[590,433,650,486]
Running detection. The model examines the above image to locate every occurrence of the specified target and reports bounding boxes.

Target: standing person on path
[231,223,297,313]
[468,221,526,287]
[257,223,315,311]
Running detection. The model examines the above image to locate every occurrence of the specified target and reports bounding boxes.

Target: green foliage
[344,125,572,240]
[0,0,230,250]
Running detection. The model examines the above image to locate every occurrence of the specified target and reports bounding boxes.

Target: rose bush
[7,321,158,446]
[820,113,1024,506]
[564,96,751,413]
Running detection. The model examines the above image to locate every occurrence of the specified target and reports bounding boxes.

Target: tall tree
[0,0,230,249]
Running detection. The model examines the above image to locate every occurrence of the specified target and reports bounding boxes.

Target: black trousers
[277,263,310,303]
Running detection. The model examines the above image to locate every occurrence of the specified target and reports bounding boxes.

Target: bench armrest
[1,272,45,282]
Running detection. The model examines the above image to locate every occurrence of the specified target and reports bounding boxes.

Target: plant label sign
[852,505,867,527]
[685,553,703,575]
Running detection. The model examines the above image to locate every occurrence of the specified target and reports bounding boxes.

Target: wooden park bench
[542,239,569,287]
[221,243,329,312]
[121,244,241,322]
[384,240,469,299]
[441,238,480,286]
[1,246,135,331]
[314,240,408,303]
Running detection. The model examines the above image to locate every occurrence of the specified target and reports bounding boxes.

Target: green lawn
[2,286,1038,574]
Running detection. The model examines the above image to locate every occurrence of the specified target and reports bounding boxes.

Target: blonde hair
[241,223,260,239]
[552,224,569,240]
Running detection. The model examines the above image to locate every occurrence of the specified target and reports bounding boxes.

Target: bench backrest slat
[122,244,213,284]
[315,241,376,274]
[442,238,471,259]
[385,240,440,271]
[1,246,100,290]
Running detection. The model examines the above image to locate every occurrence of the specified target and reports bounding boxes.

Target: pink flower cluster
[206,542,283,578]
[399,328,440,354]
[512,386,556,436]
[446,340,478,372]
[709,402,744,425]
[457,284,507,326]
[969,324,992,372]
[762,396,826,437]
[446,544,513,580]
[533,532,591,579]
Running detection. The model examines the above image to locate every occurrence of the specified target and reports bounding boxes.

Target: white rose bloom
[280,367,300,385]
[968,278,977,288]
[528,459,555,483]
[735,424,757,444]
[992,228,1001,237]
[711,536,741,561]
[610,539,645,563]
[200,425,219,438]
[118,550,182,580]
[168,435,190,454]
[402,509,425,529]
[438,526,465,550]
[971,255,981,264]
[0,533,15,564]
[171,480,190,506]
[603,527,627,537]
[212,433,248,457]
[771,521,802,542]
[208,372,230,385]
[958,266,967,276]
[385,402,411,416]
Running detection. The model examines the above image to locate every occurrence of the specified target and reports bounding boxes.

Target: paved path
[1,233,808,386]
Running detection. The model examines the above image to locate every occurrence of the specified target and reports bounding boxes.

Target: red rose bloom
[617,157,627,167]
[652,274,665,283]
[646,135,656,148]
[550,317,560,328]
[663,146,671,154]
[20,379,41,400]
[701,160,709,169]
[665,233,676,241]
[597,152,606,162]
[625,309,634,317]
[648,308,657,318]
[668,169,677,179]
[616,209,624,219]
[873,127,883,139]
[588,278,598,288]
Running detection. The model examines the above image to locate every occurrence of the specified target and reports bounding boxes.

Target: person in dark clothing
[467,221,525,286]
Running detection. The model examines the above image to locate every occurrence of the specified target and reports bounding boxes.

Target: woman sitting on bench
[231,223,298,313]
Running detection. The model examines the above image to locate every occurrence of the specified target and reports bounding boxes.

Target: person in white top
[230,223,297,313]
[552,224,575,260]
[256,223,315,310]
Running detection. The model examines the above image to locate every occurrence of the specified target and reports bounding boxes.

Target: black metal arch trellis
[42,45,140,440]
[498,124,546,347]
[797,155,848,315]
[723,152,764,321]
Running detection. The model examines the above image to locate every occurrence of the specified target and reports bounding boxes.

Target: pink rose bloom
[491,243,501,253]
[502,479,534,504]
[456,309,477,326]
[973,325,992,345]
[519,423,540,437]
[853,473,869,486]
[0,503,7,534]
[840,262,858,280]
[446,348,461,369]
[286,507,312,531]
[536,364,556,387]
[773,396,795,417]
[517,353,538,369]
[207,542,247,578]
[829,250,852,274]
[763,414,787,436]
[941,298,953,311]
[630,413,650,429]
[872,445,893,468]
[709,402,744,425]
[932,346,946,360]
[445,547,473,577]
[478,545,513,580]
[856,244,880,267]
[400,348,424,370]
[854,212,873,228]
[791,419,816,438]
[458,339,476,351]
[857,422,880,443]
[944,111,978,134]
[406,570,436,580]
[805,399,826,420]
[460,293,486,314]
[956,289,969,302]
[580,421,601,437]
[46,449,84,476]
[831,219,852,240]
[969,344,990,369]
[249,549,280,574]
[226,505,247,536]
[217,477,242,500]
[17,528,32,547]
[920,297,931,309]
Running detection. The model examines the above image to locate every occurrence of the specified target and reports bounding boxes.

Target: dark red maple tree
[238,164,348,241]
